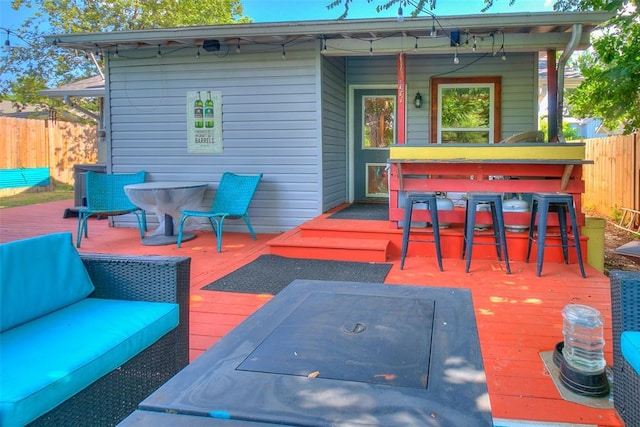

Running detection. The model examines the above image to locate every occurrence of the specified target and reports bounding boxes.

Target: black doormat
[202,254,392,295]
[328,203,389,221]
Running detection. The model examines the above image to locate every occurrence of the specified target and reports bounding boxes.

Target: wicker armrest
[80,253,191,363]
[610,270,640,426]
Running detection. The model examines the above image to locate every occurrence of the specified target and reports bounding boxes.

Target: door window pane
[362,96,396,148]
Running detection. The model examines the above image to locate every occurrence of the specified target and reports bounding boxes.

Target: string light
[281,44,286,60]
[453,48,459,64]
[397,4,404,23]
[430,17,437,38]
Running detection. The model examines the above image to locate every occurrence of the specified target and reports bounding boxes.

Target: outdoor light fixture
[414,92,423,109]
[397,5,403,22]
[453,49,459,64]
[281,44,286,60]
[430,17,437,38]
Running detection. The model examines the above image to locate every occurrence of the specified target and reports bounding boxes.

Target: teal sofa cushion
[621,330,640,376]
[0,298,179,427]
[0,232,95,332]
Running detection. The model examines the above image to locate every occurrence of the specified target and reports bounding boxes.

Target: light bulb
[397,6,404,23]
[453,52,459,64]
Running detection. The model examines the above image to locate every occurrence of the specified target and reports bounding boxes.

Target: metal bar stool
[400,192,443,271]
[462,192,511,274]
[526,192,586,278]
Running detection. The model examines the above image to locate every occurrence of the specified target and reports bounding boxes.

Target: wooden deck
[0,200,623,426]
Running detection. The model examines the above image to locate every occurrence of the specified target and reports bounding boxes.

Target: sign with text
[187,90,222,154]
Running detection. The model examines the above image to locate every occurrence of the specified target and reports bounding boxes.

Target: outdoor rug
[328,203,388,221]
[201,254,393,295]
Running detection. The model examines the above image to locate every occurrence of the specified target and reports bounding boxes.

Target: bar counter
[388,142,592,229]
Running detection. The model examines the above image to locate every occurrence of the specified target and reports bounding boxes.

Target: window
[362,95,395,148]
[430,77,501,143]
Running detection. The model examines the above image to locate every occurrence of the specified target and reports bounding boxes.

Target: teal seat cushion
[0,298,179,427]
[0,232,95,332]
[621,330,640,376]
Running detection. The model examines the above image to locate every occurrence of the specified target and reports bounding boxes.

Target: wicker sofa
[0,232,190,426]
[610,270,640,426]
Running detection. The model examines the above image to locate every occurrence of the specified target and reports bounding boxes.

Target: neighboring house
[45,11,612,234]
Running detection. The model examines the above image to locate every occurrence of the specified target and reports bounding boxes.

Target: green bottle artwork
[194,92,204,128]
[205,91,214,128]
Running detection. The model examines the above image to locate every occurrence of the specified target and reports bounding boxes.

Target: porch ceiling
[45,11,613,56]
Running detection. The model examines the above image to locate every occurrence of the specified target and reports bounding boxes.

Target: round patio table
[124,182,208,246]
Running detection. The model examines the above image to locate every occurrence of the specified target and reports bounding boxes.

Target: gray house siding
[321,56,347,212]
[107,43,323,233]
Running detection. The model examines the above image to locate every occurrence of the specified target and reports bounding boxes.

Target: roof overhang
[39,75,104,98]
[44,11,614,56]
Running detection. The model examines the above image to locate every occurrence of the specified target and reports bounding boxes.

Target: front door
[353,89,397,201]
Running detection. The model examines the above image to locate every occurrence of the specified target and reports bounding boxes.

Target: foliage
[326,0,516,18]
[539,116,582,141]
[556,0,639,134]
[0,0,250,119]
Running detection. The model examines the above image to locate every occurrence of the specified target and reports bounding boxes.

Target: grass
[0,187,74,209]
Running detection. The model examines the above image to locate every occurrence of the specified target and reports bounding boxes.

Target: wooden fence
[0,117,97,196]
[583,132,639,217]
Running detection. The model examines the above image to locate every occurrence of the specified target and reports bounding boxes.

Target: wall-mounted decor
[187,90,222,154]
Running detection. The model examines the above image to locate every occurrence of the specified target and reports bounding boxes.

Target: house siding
[321,56,347,211]
[107,43,323,233]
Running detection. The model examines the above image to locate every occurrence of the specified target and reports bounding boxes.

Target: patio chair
[176,172,263,252]
[76,170,147,248]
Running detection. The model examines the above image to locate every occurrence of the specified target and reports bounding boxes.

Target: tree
[0,0,251,118]
[326,0,516,19]
[555,0,639,134]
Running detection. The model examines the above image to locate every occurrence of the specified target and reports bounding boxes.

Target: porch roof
[45,11,613,56]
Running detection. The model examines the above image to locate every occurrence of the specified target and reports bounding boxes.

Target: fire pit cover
[237,293,434,388]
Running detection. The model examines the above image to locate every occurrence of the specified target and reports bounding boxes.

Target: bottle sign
[194,92,204,128]
[205,91,214,128]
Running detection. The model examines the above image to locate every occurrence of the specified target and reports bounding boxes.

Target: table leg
[141,214,198,246]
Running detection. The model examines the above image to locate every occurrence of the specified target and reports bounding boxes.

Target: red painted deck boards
[0,200,623,426]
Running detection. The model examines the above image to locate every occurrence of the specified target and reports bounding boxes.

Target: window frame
[430,76,502,144]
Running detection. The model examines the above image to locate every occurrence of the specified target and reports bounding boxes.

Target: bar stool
[526,192,586,278]
[462,192,511,274]
[400,192,443,271]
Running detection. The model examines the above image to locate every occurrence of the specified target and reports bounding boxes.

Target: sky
[1,0,555,37]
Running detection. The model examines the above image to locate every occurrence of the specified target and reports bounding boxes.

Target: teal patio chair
[177,172,263,252]
[76,171,147,248]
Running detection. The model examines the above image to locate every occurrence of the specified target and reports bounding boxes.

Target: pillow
[0,232,95,332]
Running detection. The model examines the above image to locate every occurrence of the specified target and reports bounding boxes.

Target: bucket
[581,217,605,273]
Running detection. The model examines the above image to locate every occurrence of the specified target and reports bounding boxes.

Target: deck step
[267,229,390,262]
